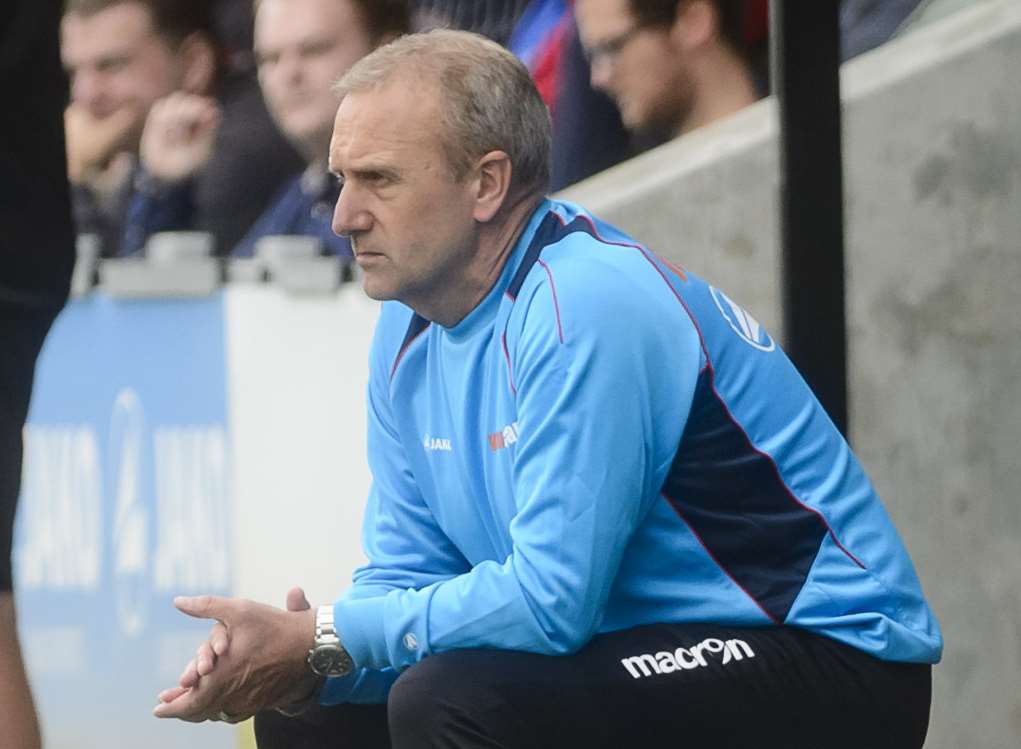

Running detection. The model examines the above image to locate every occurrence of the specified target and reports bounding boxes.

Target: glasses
[583,24,648,68]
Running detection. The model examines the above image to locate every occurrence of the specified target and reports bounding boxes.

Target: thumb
[174,594,233,622]
[285,586,311,612]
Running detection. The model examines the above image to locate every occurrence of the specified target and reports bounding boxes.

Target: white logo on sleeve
[422,434,453,452]
[709,286,775,352]
[620,637,755,679]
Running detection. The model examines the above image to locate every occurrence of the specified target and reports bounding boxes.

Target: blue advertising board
[14,294,235,748]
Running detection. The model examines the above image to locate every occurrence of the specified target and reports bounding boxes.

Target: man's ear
[472,150,513,223]
[179,32,218,95]
[670,0,718,53]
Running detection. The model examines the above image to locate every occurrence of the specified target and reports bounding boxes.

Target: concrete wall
[563,2,1021,746]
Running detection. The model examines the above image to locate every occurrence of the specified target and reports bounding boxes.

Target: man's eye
[358,172,393,188]
[301,41,334,58]
[97,56,130,74]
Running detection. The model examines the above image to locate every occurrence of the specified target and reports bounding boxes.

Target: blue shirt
[117,164,351,258]
[232,166,352,258]
[323,198,942,704]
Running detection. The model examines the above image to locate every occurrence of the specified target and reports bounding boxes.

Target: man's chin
[280,114,331,147]
[357,274,396,303]
[619,104,648,133]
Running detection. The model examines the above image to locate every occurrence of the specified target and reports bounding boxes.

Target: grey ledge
[98,257,220,298]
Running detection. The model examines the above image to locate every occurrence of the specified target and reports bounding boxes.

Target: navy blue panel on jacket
[661,367,833,624]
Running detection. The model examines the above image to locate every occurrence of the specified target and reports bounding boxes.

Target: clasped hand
[153,587,318,723]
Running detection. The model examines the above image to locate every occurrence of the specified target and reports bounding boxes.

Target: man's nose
[589,57,612,93]
[71,69,102,108]
[332,183,372,238]
[277,51,303,86]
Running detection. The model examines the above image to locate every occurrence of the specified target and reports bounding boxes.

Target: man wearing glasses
[574,0,760,139]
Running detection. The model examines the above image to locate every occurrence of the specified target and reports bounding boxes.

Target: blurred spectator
[417,0,631,190]
[840,0,924,61]
[196,0,307,253]
[508,3,631,189]
[574,0,760,141]
[743,0,769,93]
[233,0,411,258]
[410,0,528,44]
[508,0,571,81]
[212,0,258,68]
[61,0,303,257]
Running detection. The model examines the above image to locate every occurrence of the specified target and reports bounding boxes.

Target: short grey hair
[334,29,552,197]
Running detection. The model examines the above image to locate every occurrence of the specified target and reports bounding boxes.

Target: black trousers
[255,622,931,749]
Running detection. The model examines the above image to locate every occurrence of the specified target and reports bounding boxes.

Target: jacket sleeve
[331,266,701,680]
[322,305,472,704]
[120,172,195,257]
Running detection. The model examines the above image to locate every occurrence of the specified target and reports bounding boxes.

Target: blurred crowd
[61,0,922,261]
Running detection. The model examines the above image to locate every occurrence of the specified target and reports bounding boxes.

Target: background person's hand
[153,593,318,723]
[64,103,139,184]
[140,92,221,185]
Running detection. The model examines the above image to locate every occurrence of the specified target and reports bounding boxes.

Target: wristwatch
[307,605,354,678]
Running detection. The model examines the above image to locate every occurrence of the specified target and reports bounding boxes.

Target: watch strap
[314,604,341,646]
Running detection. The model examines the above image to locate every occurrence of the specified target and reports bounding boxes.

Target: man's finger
[210,621,229,656]
[196,641,216,676]
[179,658,199,689]
[153,687,207,722]
[174,594,233,622]
[158,686,189,704]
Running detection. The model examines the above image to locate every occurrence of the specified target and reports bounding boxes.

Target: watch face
[309,644,353,677]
